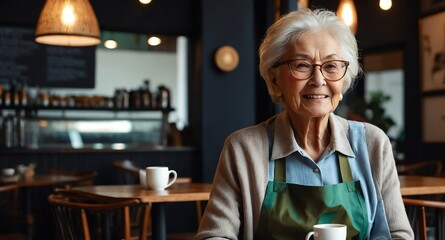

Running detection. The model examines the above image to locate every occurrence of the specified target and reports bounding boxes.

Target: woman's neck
[289,113,331,162]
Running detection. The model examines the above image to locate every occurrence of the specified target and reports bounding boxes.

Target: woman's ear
[268,69,282,96]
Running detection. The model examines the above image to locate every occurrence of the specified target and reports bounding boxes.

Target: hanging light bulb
[139,0,152,4]
[103,31,118,49]
[147,36,161,46]
[298,0,309,9]
[104,39,118,49]
[379,0,392,10]
[35,0,101,47]
[336,0,358,34]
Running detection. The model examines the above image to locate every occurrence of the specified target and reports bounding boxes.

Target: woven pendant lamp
[35,0,101,47]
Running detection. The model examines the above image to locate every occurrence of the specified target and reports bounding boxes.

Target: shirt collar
[270,111,355,161]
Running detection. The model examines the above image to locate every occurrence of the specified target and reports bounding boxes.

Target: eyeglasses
[272,59,349,81]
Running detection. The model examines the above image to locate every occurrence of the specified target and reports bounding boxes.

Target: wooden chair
[112,160,152,238]
[403,198,445,240]
[0,183,26,240]
[397,160,443,176]
[48,188,149,240]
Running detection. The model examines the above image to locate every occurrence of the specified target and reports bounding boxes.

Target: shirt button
[313,168,320,173]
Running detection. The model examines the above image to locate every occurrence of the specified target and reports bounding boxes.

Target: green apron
[254,154,369,240]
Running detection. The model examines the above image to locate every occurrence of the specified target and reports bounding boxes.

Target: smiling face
[269,30,345,119]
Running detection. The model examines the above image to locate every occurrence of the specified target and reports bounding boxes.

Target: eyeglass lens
[288,60,348,81]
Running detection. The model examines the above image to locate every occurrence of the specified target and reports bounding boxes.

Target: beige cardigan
[194,111,414,240]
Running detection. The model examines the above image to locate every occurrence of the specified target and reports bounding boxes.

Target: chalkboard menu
[0,26,95,88]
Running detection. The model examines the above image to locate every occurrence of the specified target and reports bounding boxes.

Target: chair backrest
[397,160,443,176]
[403,198,445,240]
[112,160,140,184]
[48,189,149,240]
[48,168,98,189]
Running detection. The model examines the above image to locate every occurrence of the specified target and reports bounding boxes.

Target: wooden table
[74,182,213,240]
[1,174,85,187]
[399,175,445,196]
[1,174,89,240]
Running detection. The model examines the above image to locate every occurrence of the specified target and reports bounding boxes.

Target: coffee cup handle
[166,170,177,188]
[305,231,315,240]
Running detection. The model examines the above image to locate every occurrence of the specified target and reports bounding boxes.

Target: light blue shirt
[283,145,341,186]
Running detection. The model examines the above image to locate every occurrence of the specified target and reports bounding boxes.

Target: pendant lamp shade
[337,0,358,34]
[35,0,101,47]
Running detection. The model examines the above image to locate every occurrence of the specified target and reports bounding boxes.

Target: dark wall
[192,0,257,182]
[91,0,196,35]
[403,1,422,163]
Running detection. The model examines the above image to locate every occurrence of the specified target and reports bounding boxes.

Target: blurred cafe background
[0,0,444,239]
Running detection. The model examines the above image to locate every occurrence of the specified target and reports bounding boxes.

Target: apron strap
[339,153,353,182]
[268,118,287,183]
[274,158,285,182]
[267,117,275,160]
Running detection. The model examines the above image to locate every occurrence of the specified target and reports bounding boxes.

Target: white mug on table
[140,166,177,190]
[305,223,347,240]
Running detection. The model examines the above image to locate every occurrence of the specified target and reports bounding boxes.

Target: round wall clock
[214,45,239,72]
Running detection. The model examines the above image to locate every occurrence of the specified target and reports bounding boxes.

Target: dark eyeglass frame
[272,59,350,81]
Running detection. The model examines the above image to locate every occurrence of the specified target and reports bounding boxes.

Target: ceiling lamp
[336,0,358,34]
[35,0,101,47]
[379,0,392,10]
[104,39,118,49]
[139,0,152,4]
[147,36,161,46]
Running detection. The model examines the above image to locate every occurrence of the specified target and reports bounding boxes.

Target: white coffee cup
[305,224,347,240]
[1,168,15,176]
[145,166,177,190]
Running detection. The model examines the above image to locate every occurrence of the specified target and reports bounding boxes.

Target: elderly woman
[194,8,414,240]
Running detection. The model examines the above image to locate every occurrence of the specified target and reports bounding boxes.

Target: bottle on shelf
[114,88,129,109]
[155,85,171,109]
[129,89,142,109]
[38,89,50,107]
[20,81,29,107]
[3,84,11,107]
[9,79,19,107]
[141,79,153,109]
[0,84,3,106]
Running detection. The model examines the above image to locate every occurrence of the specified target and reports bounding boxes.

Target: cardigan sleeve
[364,123,414,239]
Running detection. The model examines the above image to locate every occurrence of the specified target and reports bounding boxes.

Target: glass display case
[23,117,163,149]
[1,108,171,149]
